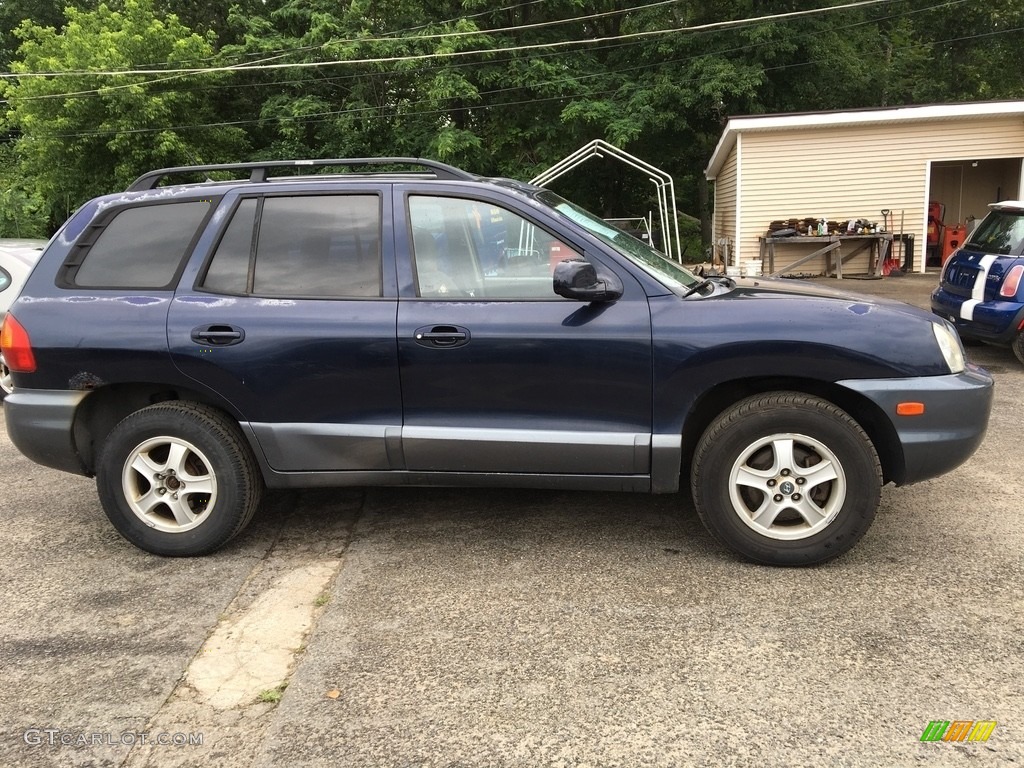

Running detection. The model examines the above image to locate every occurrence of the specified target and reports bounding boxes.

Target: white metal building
[705,101,1024,275]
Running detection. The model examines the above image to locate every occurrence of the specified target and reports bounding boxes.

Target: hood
[715,275,936,320]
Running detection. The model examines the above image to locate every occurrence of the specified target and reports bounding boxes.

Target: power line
[15,22,1020,143]
[348,0,682,42]
[0,0,971,107]
[1,0,898,78]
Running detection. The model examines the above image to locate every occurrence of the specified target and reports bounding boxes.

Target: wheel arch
[680,377,904,486]
[72,383,245,476]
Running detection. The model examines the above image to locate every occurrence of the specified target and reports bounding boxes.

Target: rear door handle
[414,325,470,349]
[191,324,245,346]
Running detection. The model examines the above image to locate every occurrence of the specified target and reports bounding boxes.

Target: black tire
[1012,332,1024,366]
[96,402,263,556]
[691,393,881,566]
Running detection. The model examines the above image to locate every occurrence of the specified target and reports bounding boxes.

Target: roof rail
[127,157,476,191]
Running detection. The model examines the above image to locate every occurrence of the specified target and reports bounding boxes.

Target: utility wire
[0,0,972,106]
[1,0,898,78]
[15,23,1020,143]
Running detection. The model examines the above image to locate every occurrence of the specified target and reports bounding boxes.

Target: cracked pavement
[1,273,1021,767]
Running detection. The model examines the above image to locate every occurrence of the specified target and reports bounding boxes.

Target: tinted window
[408,196,580,299]
[253,195,381,297]
[74,202,211,287]
[203,199,257,294]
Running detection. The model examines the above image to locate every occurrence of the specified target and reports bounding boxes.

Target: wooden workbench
[759,233,894,278]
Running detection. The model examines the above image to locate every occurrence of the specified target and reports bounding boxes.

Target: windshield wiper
[681,273,737,298]
[681,278,713,298]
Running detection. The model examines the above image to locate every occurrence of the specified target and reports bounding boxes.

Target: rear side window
[201,195,382,298]
[70,202,211,288]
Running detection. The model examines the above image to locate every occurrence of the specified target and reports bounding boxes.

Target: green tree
[4,0,1024,243]
[1,0,247,233]
[0,143,47,236]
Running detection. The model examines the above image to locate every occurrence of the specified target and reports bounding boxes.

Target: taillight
[0,313,36,373]
[1000,264,1024,298]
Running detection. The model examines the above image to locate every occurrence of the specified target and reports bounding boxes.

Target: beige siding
[734,116,1024,272]
[713,143,738,265]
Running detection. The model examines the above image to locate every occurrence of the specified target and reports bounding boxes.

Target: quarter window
[408,196,581,299]
[72,201,211,288]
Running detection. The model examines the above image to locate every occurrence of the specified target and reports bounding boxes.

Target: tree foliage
[1,0,1022,241]
[2,0,246,230]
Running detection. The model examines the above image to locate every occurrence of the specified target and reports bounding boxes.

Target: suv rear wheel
[692,393,881,566]
[96,402,263,556]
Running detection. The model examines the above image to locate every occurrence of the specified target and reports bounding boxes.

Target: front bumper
[839,366,993,485]
[931,287,1024,344]
[4,389,90,475]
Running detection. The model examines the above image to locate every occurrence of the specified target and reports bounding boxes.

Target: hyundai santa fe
[1,158,993,565]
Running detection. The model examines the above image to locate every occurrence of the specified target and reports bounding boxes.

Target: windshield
[964,209,1024,256]
[535,190,701,289]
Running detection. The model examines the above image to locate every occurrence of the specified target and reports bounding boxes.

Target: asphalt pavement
[1,271,1021,767]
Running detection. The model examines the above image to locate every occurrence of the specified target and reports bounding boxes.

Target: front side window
[408,196,581,299]
[201,195,382,298]
[536,190,702,292]
[72,201,211,288]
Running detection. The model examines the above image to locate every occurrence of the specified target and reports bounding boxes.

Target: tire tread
[691,392,881,566]
[96,401,263,556]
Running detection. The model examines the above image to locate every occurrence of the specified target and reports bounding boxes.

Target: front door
[394,187,654,477]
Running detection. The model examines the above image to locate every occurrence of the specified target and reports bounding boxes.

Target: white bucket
[738,260,762,278]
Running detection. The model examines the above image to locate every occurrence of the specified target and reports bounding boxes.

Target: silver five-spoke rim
[728,433,846,541]
[0,352,12,395]
[122,436,218,533]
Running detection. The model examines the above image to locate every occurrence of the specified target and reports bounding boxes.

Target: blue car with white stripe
[932,201,1024,363]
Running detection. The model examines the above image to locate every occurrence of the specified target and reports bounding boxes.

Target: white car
[1,239,47,396]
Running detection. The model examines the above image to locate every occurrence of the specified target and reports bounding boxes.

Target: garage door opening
[927,158,1023,265]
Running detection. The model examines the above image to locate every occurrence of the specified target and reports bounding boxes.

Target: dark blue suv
[1,158,993,565]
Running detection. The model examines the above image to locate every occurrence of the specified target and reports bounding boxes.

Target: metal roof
[705,101,1024,179]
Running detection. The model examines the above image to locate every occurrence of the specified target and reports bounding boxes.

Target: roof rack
[127,157,476,191]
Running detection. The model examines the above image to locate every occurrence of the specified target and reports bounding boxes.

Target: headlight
[933,321,965,373]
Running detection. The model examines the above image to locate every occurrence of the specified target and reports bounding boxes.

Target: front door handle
[191,324,245,346]
[414,325,470,349]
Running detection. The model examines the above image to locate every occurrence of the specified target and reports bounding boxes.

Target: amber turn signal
[896,402,925,416]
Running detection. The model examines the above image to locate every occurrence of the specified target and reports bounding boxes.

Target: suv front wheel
[96,402,263,556]
[692,393,881,566]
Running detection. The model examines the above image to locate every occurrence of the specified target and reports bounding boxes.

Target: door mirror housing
[552,259,623,302]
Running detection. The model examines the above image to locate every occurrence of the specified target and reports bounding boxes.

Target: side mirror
[552,259,623,303]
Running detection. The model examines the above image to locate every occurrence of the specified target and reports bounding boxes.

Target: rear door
[168,186,402,472]
[393,185,654,478]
